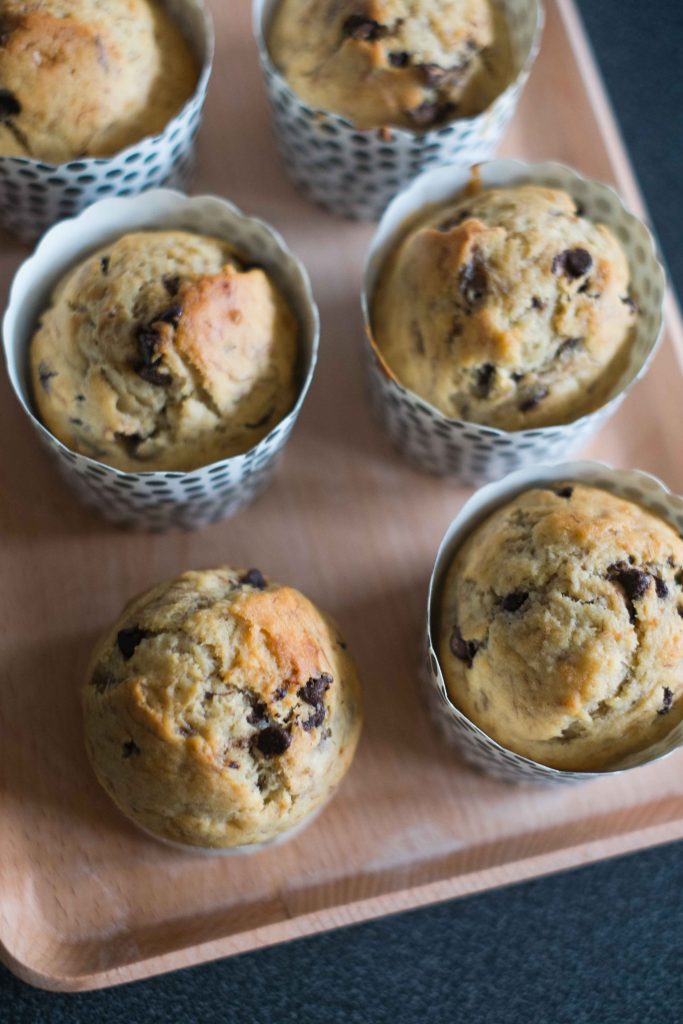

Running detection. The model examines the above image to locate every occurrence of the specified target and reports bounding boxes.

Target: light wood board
[1,0,682,992]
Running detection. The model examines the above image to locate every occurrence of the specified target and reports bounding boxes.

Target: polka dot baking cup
[0,0,214,243]
[425,461,683,785]
[2,190,319,531]
[253,0,543,221]
[362,159,666,486]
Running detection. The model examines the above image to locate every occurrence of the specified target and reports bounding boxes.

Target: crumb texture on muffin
[437,484,683,771]
[0,0,197,163]
[30,230,299,472]
[83,567,363,848]
[268,0,513,130]
[373,185,637,430]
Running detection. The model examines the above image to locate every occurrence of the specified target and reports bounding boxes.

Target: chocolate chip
[473,363,496,398]
[658,687,674,716]
[298,673,333,731]
[154,304,182,327]
[407,100,455,128]
[133,323,171,386]
[552,248,593,279]
[501,591,529,612]
[137,363,172,386]
[574,202,586,217]
[228,760,239,769]
[273,686,287,701]
[179,724,197,737]
[459,251,488,308]
[622,295,638,314]
[607,562,651,623]
[116,626,151,660]
[678,606,683,619]
[389,51,410,67]
[518,386,549,413]
[245,407,275,430]
[511,371,525,383]
[204,691,214,702]
[240,568,266,590]
[247,699,268,725]
[531,296,544,310]
[554,485,574,499]
[100,256,110,275]
[0,88,21,121]
[76,394,85,402]
[254,724,291,757]
[163,275,180,296]
[556,337,583,359]
[655,576,669,599]
[440,210,471,232]
[450,625,478,668]
[69,418,83,427]
[343,15,387,41]
[420,63,448,86]
[122,740,140,758]
[38,361,57,392]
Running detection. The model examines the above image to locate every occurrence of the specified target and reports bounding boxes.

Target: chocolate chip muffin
[268,0,513,131]
[30,230,299,472]
[372,185,637,430]
[0,0,197,163]
[437,484,683,771]
[83,567,363,849]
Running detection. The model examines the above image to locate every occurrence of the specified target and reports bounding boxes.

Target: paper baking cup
[0,0,213,243]
[425,461,683,785]
[254,0,543,221]
[362,159,666,486]
[2,190,319,531]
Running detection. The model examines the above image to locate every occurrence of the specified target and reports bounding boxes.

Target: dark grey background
[2,1,683,1020]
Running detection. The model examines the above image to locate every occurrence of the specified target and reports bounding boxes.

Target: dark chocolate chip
[240,568,267,590]
[247,700,268,725]
[607,562,651,623]
[655,576,669,599]
[554,485,574,499]
[622,295,638,314]
[678,606,683,619]
[133,323,171,385]
[420,63,448,86]
[556,337,583,359]
[100,256,110,275]
[407,100,455,128]
[254,724,291,757]
[473,363,496,398]
[163,274,181,296]
[76,394,85,402]
[574,202,586,217]
[511,371,525,383]
[342,15,387,41]
[298,674,333,707]
[658,687,674,716]
[459,251,488,307]
[204,691,214,702]
[137,363,172,386]
[154,304,182,328]
[117,626,151,660]
[245,406,275,430]
[69,418,83,427]
[0,88,21,121]
[273,686,288,701]
[38,361,58,391]
[531,296,544,310]
[450,625,478,668]
[552,248,593,279]
[122,739,140,758]
[440,210,471,231]
[228,760,239,769]
[501,591,529,612]
[179,725,197,737]
[519,386,549,412]
[389,51,410,67]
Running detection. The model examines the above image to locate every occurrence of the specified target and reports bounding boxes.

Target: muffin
[437,484,683,771]
[268,0,513,131]
[83,567,363,849]
[30,230,299,472]
[0,0,197,164]
[372,185,638,430]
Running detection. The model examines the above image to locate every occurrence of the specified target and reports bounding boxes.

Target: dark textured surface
[2,1,683,1019]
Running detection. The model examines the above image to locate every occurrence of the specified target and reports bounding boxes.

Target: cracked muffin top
[0,0,197,163]
[372,185,637,430]
[437,484,683,771]
[268,0,513,131]
[82,567,363,849]
[30,230,299,472]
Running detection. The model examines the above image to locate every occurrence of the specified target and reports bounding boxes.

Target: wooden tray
[2,0,682,992]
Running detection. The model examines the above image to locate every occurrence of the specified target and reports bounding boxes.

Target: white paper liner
[425,461,683,785]
[362,159,667,486]
[2,190,320,531]
[253,0,543,221]
[0,0,214,243]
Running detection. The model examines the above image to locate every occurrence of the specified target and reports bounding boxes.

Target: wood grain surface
[1,0,682,992]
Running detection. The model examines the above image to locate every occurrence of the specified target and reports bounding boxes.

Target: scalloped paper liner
[425,461,683,785]
[0,0,214,243]
[253,0,543,221]
[362,159,667,486]
[2,190,320,531]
